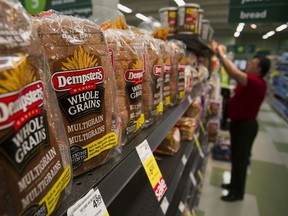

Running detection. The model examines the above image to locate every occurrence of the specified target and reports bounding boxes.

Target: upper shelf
[56,83,204,216]
[168,34,214,57]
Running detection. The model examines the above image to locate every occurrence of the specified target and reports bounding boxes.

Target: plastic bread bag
[155,127,181,156]
[142,35,164,126]
[92,5,129,30]
[34,11,122,176]
[0,1,72,215]
[168,39,187,105]
[176,117,197,141]
[152,36,172,111]
[102,28,145,144]
[184,96,203,122]
[93,8,145,144]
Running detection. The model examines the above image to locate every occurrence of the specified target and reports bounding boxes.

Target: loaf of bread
[142,36,164,126]
[0,1,72,215]
[104,29,145,144]
[35,12,121,176]
[160,41,173,109]
[168,40,186,105]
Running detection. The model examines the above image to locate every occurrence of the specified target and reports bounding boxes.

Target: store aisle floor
[197,102,288,216]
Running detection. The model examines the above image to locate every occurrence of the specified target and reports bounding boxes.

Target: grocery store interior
[2,0,288,216]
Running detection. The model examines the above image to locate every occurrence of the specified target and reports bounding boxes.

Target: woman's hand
[217,44,227,57]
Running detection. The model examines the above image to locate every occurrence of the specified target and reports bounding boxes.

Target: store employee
[217,44,271,202]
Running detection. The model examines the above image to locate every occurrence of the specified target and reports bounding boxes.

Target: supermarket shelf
[268,96,288,123]
[168,34,214,57]
[55,84,204,216]
[108,129,198,216]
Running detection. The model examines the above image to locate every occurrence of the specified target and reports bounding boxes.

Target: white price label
[136,139,151,163]
[190,172,197,187]
[73,189,109,216]
[181,155,187,165]
[178,201,185,213]
[160,196,169,214]
[188,95,193,104]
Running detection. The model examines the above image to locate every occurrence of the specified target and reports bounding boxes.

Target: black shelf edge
[55,84,203,216]
[168,34,214,57]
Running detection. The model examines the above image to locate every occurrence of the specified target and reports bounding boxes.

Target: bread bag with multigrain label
[0,1,72,215]
[102,27,145,144]
[35,11,121,176]
[92,8,145,144]
[142,35,164,126]
[168,40,187,105]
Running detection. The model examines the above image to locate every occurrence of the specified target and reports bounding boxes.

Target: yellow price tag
[200,121,206,133]
[197,170,204,181]
[194,134,204,158]
[136,140,167,201]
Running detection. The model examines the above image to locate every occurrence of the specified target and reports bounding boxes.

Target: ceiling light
[117,3,132,13]
[174,0,186,6]
[250,24,257,29]
[234,32,240,37]
[262,35,268,39]
[276,24,288,32]
[266,31,275,37]
[236,23,245,32]
[135,13,150,22]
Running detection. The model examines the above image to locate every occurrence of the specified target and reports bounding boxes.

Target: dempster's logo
[0,81,44,130]
[51,67,105,91]
[164,64,171,74]
[153,65,162,77]
[178,64,185,73]
[124,69,143,85]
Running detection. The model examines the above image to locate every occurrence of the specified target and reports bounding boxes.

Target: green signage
[228,0,288,23]
[20,0,92,18]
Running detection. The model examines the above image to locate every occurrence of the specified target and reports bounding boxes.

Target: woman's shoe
[221,183,231,190]
[221,192,243,202]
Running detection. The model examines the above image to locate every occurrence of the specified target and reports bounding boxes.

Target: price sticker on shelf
[194,134,204,158]
[197,170,204,182]
[189,172,197,187]
[136,140,167,201]
[178,201,185,213]
[181,155,187,166]
[199,121,206,133]
[188,94,193,104]
[72,188,109,216]
[160,196,169,214]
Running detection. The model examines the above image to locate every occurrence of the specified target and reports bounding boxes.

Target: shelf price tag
[189,172,197,187]
[197,170,204,182]
[160,196,169,214]
[71,188,109,216]
[194,134,204,158]
[188,94,193,104]
[181,155,187,166]
[199,121,206,133]
[136,139,167,201]
[178,201,185,213]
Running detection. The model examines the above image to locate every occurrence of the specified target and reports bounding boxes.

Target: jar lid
[179,3,200,8]
[159,7,178,12]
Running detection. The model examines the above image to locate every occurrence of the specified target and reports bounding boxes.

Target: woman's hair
[254,56,271,77]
